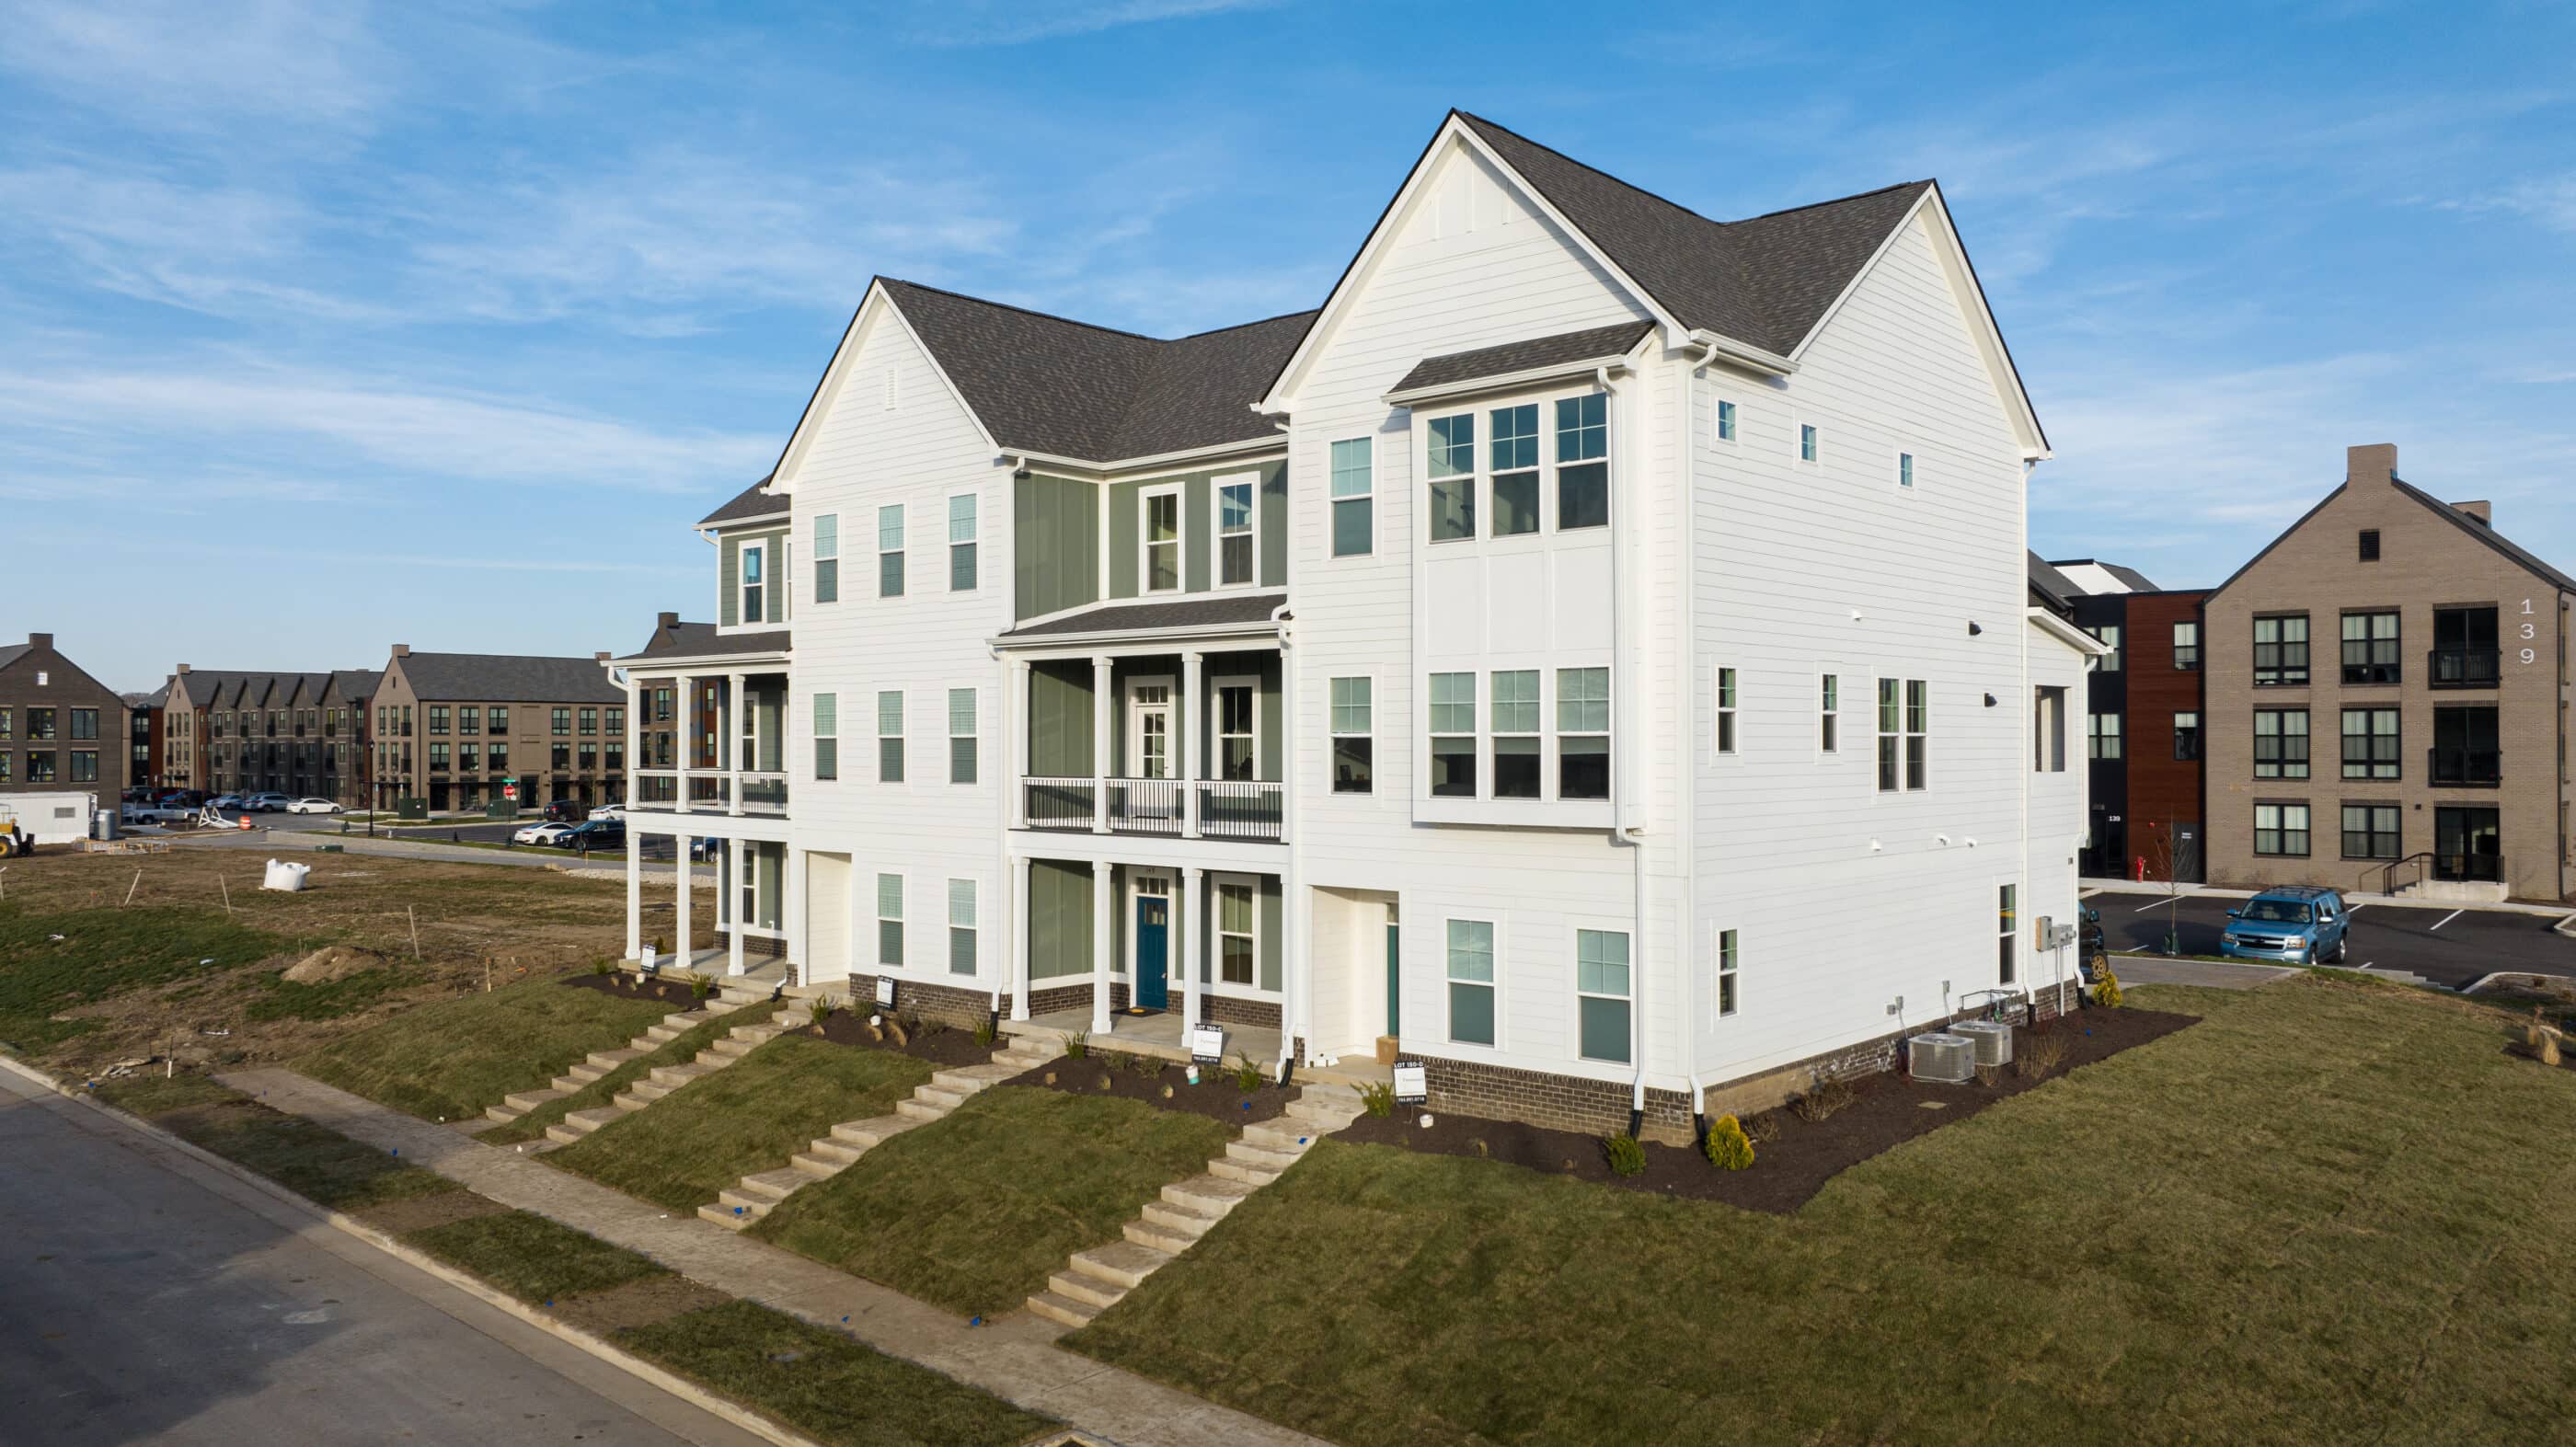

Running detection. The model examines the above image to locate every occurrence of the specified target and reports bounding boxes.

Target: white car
[589,803,627,821]
[512,821,574,846]
[285,798,342,815]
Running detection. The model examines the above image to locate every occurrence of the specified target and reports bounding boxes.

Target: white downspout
[1594,362,1651,1131]
[2019,458,2035,1013]
[1680,339,1718,1122]
[1272,599,1300,1080]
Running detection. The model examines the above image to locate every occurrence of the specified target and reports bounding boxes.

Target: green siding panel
[1259,875,1282,993]
[1029,859,1094,982]
[1258,460,1288,588]
[1107,480,1140,599]
[719,537,738,627]
[1013,476,1098,622]
[1027,661,1094,778]
[1183,476,1212,594]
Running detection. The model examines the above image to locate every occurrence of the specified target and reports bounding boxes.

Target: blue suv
[2221,886,2352,964]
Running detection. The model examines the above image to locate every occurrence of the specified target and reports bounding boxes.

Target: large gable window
[1424,389,1610,545]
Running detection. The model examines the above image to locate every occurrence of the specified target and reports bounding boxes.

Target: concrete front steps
[1027,1079,1364,1329]
[698,1033,1064,1232]
[481,1005,710,1127]
[527,1010,794,1149]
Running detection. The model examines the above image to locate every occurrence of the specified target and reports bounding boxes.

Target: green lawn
[485,999,780,1145]
[753,1085,1232,1316]
[0,903,286,1051]
[403,1209,670,1304]
[95,1074,459,1212]
[548,1032,935,1212]
[296,976,677,1121]
[617,1299,1056,1447]
[1069,979,2576,1446]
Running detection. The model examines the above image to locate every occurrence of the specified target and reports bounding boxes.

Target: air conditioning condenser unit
[1908,1032,1976,1084]
[1952,1019,2014,1067]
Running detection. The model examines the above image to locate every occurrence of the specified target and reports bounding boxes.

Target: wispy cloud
[0,0,389,134]
[2436,172,2576,233]
[856,0,1286,47]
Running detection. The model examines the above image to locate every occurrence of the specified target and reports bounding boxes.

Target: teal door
[1136,895,1169,1009]
[1386,919,1401,1038]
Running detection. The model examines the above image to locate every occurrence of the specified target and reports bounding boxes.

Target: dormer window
[1143,488,1181,591]
[741,543,765,624]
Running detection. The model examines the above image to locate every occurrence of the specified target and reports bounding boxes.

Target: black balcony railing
[2427,747,2501,787]
[2428,648,2501,688]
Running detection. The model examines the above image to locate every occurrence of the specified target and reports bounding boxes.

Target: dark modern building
[2032,560,2212,881]
[0,633,130,800]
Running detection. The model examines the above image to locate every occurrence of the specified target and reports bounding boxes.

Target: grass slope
[548,1032,933,1212]
[95,1074,458,1212]
[403,1209,669,1304]
[618,1299,1056,1447]
[0,903,285,1051]
[753,1085,1232,1316]
[485,998,781,1145]
[296,976,676,1121]
[1069,979,2576,1447]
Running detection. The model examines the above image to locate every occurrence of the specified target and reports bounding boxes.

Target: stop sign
[502,780,518,801]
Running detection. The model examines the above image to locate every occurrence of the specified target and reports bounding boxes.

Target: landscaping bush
[1790,1076,1855,1123]
[973,1017,996,1047]
[2018,1029,2071,1080]
[1703,1114,1755,1171]
[1064,1030,1090,1060]
[1231,1054,1264,1092]
[1353,1079,1395,1118]
[2092,966,2124,1008]
[1602,1132,1647,1177]
[808,996,834,1029]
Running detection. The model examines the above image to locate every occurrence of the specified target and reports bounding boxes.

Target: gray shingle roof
[880,281,1312,464]
[0,643,29,674]
[2395,480,2576,593]
[1389,322,1656,396]
[700,474,785,527]
[394,652,625,704]
[616,620,793,661]
[328,669,382,704]
[1002,591,1288,639]
[2027,553,2079,612]
[1455,112,1933,358]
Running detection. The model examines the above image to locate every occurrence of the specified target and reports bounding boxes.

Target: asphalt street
[0,1067,765,1447]
[2085,888,2576,989]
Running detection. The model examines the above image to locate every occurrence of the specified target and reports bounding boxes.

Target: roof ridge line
[1455,109,1730,229]
[882,277,1163,345]
[1735,178,1936,224]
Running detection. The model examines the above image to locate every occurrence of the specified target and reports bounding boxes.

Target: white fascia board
[769,281,1002,495]
[1384,351,1642,408]
[2029,606,2114,657]
[610,649,794,670]
[1006,437,1286,480]
[989,619,1284,654]
[1259,115,1676,415]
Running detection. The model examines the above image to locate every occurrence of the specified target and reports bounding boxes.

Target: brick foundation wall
[712,929,783,960]
[847,973,997,1030]
[1022,981,1131,1019]
[1198,993,1281,1029]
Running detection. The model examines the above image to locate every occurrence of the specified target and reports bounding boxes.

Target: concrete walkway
[221,1067,1326,1447]
[2109,956,2296,990]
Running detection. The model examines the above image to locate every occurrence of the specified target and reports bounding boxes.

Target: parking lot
[2086,887,2576,990]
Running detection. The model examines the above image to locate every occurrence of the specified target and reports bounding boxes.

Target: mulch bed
[1334,1007,2200,1213]
[1000,1052,1294,1124]
[803,1009,1001,1070]
[563,972,700,1010]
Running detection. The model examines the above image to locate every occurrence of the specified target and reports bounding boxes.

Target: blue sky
[3,0,2569,689]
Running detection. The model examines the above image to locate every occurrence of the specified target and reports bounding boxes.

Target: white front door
[1127,678,1174,779]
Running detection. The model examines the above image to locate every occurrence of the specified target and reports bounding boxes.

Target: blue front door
[1135,894,1169,1009]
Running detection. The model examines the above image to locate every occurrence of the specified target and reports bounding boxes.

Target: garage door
[806,851,851,984]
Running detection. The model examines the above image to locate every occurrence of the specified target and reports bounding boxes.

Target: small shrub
[1353,1080,1395,1118]
[1468,1137,1489,1158]
[684,971,715,1002]
[1974,1063,1999,1087]
[1742,1113,1782,1145]
[1703,1114,1755,1171]
[650,936,669,957]
[1064,1030,1090,1060]
[1122,1050,1164,1077]
[1230,1054,1264,1092]
[1096,1074,1113,1091]
[972,1018,996,1048]
[1602,1132,1647,1177]
[2092,966,2124,1008]
[807,996,834,1028]
[590,959,617,977]
[2018,1030,2070,1080]
[1790,1076,1855,1123]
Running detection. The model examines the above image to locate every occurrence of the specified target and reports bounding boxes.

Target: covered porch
[1008,842,1288,1055]
[624,814,792,978]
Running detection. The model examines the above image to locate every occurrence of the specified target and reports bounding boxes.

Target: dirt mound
[282,945,392,984]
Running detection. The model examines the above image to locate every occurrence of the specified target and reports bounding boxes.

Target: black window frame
[2253,614,2309,687]
[2340,609,2401,685]
[2253,707,2310,781]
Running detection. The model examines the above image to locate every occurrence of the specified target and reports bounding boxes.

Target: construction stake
[219,875,233,916]
[408,905,421,960]
[124,868,143,908]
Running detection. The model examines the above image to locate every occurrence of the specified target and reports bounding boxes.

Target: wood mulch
[1333,1006,2200,1213]
[562,972,700,1010]
[1000,1051,1293,1124]
[804,1009,1000,1070]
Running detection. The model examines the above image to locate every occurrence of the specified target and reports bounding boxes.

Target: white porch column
[784,843,807,988]
[1090,857,1113,1034]
[728,837,749,976]
[674,833,693,971]
[727,672,747,815]
[1181,864,1204,1029]
[1181,649,1204,838]
[624,829,641,960]
[1090,655,1114,834]
[623,673,639,809]
[674,674,695,814]
[1009,657,1031,829]
[1012,854,1033,1021]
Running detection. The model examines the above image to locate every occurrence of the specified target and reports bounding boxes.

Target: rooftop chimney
[2453,500,2492,526]
[657,611,680,634]
[28,632,52,650]
[390,644,411,658]
[594,650,611,662]
[176,663,191,674]
[2346,442,2398,488]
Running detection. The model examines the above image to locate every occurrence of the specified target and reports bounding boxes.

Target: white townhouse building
[610,111,2106,1140]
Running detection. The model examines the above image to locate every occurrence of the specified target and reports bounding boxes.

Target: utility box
[484,795,516,821]
[396,796,429,821]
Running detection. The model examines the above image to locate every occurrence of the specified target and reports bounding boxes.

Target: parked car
[2221,886,2351,965]
[512,821,575,846]
[210,794,245,811]
[554,819,626,852]
[285,797,342,815]
[542,798,586,823]
[244,792,293,813]
[589,802,627,821]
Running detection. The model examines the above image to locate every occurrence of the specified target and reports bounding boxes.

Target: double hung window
[1575,929,1631,1063]
[1557,667,1610,799]
[1446,920,1494,1046]
[1329,678,1372,793]
[1490,671,1541,798]
[1329,439,1373,556]
[1428,672,1476,797]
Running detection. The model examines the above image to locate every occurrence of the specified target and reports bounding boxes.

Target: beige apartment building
[370,647,627,812]
[2204,443,2573,902]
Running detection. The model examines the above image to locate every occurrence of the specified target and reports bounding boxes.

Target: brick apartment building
[159,667,381,805]
[0,633,128,800]
[370,647,628,812]
[2032,560,2213,881]
[2203,443,2574,902]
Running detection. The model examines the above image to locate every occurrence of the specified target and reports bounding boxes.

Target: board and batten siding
[718,527,789,629]
[780,300,1010,994]
[1687,206,2041,1084]
[1013,475,1098,622]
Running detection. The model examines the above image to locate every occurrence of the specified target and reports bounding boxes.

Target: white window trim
[1210,871,1267,994]
[1712,924,1741,1022]
[1797,420,1820,466]
[877,504,905,598]
[1211,470,1260,591]
[877,689,905,785]
[945,488,980,592]
[1441,913,1501,1051]
[1711,396,1739,447]
[1416,381,1613,548]
[1895,445,1916,491]
[1139,482,1184,594]
[738,539,767,627]
[1327,672,1375,795]
[1714,666,1738,757]
[1554,663,1613,804]
[812,514,840,605]
[1995,879,2018,987]
[948,875,980,978]
[1488,667,1544,800]
[1570,919,1635,1065]
[1328,437,1374,559]
[812,691,839,783]
[875,869,906,971]
[1426,670,1478,798]
[1125,674,1176,779]
[948,685,977,785]
[1817,668,1842,760]
[1211,672,1260,783]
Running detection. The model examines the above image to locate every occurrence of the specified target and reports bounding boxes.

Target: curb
[2082,879,2576,922]
[0,1053,846,1447]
